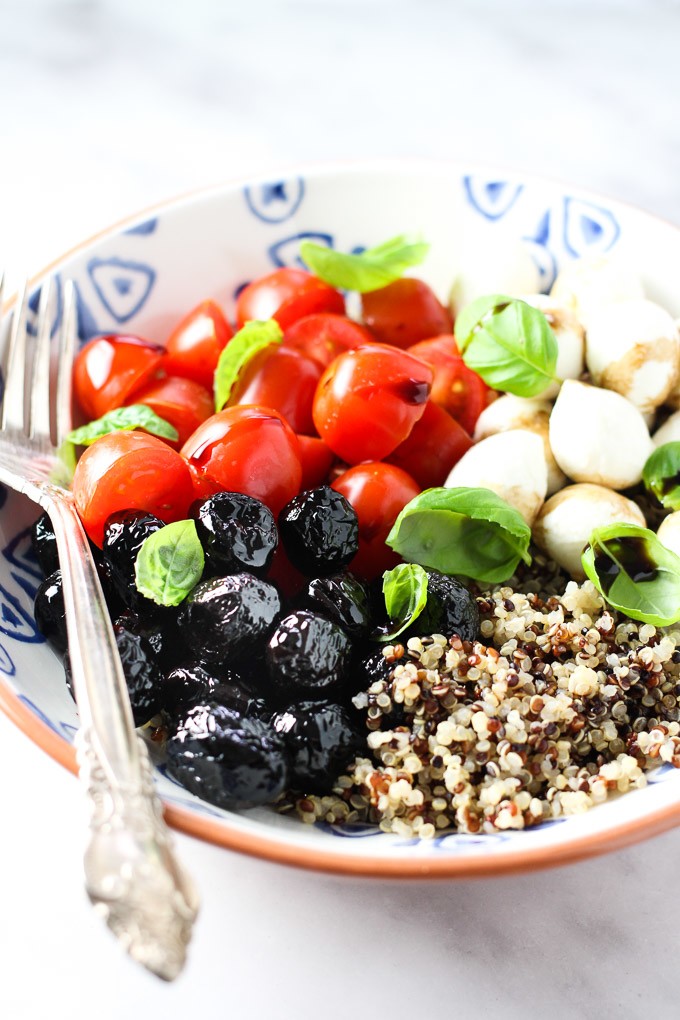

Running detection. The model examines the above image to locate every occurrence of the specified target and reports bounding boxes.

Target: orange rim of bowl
[3,160,680,877]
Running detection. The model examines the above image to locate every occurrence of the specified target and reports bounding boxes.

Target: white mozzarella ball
[533,484,646,579]
[549,380,654,490]
[653,410,680,447]
[445,429,548,525]
[449,239,540,317]
[585,299,680,413]
[550,255,644,323]
[473,394,565,495]
[657,513,680,560]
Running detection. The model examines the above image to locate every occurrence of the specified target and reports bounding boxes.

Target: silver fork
[0,276,199,980]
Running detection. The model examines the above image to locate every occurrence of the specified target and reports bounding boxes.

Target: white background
[1,1,680,1017]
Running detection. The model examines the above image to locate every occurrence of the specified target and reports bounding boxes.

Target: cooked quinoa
[282,578,680,838]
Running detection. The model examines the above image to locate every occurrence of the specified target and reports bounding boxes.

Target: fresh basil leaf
[214,319,283,411]
[378,563,429,642]
[52,440,77,486]
[66,404,179,446]
[135,520,205,607]
[386,487,532,585]
[642,442,680,510]
[455,295,558,397]
[582,522,680,626]
[299,234,429,293]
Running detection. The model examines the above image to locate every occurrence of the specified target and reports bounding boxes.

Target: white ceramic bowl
[3,161,680,877]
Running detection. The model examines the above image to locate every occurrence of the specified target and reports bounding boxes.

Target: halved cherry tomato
[235,268,345,330]
[228,346,323,436]
[72,431,194,546]
[162,300,233,390]
[386,400,473,488]
[180,405,302,514]
[282,313,373,370]
[408,335,490,435]
[361,278,453,348]
[331,462,420,580]
[296,435,335,490]
[73,335,164,421]
[312,344,433,463]
[128,375,214,447]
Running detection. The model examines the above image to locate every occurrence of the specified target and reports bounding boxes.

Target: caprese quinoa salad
[30,235,680,838]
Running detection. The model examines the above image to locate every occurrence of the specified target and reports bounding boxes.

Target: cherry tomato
[296,435,335,490]
[228,346,323,436]
[361,278,453,348]
[386,400,473,488]
[266,545,307,600]
[312,344,433,463]
[162,300,233,390]
[408,335,490,435]
[129,375,214,447]
[73,335,164,421]
[180,405,302,514]
[282,313,373,369]
[332,463,420,580]
[72,431,194,546]
[236,268,345,330]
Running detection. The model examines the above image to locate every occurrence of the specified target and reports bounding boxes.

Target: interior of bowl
[3,161,680,876]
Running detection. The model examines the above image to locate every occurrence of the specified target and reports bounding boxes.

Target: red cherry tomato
[296,435,335,490]
[236,268,345,330]
[180,405,302,515]
[408,335,490,435]
[282,313,373,370]
[129,375,214,447]
[72,431,194,546]
[266,544,307,600]
[312,344,433,463]
[162,300,233,390]
[361,278,453,349]
[386,400,473,488]
[332,463,420,580]
[228,346,323,436]
[73,335,164,421]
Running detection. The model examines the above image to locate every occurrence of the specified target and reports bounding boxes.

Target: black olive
[166,704,289,809]
[278,486,358,577]
[162,661,265,718]
[192,492,278,576]
[102,509,166,616]
[31,512,59,576]
[34,569,67,652]
[266,610,351,696]
[115,609,186,674]
[272,700,365,794]
[408,570,480,643]
[302,571,371,638]
[113,613,164,726]
[178,573,280,666]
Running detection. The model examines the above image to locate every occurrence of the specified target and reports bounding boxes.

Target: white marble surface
[2,1,680,1017]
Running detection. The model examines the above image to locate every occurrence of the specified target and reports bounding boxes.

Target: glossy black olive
[34,569,67,652]
[266,610,351,696]
[166,704,289,809]
[278,486,358,577]
[192,492,277,576]
[102,509,166,616]
[302,571,371,638]
[31,512,59,576]
[115,609,186,674]
[272,700,365,794]
[112,613,164,726]
[178,572,280,665]
[408,570,480,643]
[162,661,265,718]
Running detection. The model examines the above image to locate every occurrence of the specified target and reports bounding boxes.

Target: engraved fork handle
[41,484,199,981]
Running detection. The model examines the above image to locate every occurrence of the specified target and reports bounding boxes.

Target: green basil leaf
[386,487,532,585]
[66,404,179,446]
[581,522,680,626]
[455,295,558,397]
[642,442,680,510]
[379,563,429,642]
[135,520,205,607]
[299,234,429,292]
[51,440,77,486]
[214,319,283,411]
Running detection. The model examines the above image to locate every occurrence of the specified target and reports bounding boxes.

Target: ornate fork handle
[39,483,199,981]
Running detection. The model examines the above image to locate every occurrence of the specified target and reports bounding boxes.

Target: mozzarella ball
[657,513,680,560]
[653,410,680,447]
[550,255,644,323]
[474,395,566,495]
[449,238,540,317]
[549,380,654,490]
[533,484,646,579]
[585,299,680,414]
[445,429,548,525]
[521,294,585,400]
